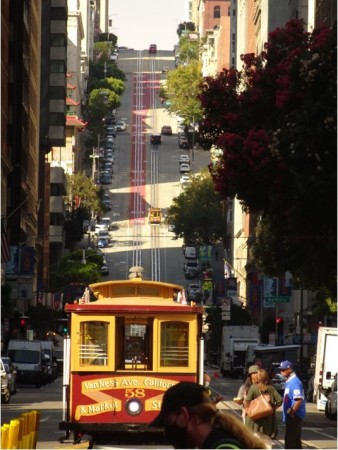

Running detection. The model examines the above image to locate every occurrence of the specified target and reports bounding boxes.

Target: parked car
[184,260,200,279]
[325,375,337,420]
[97,238,109,248]
[179,154,190,164]
[150,134,162,145]
[102,163,113,174]
[106,126,116,136]
[180,175,190,186]
[101,217,113,230]
[40,341,58,382]
[1,358,11,404]
[186,283,202,301]
[54,349,64,375]
[161,125,173,135]
[269,365,287,394]
[96,229,110,241]
[1,356,17,394]
[179,163,191,173]
[100,172,112,185]
[115,120,127,131]
[149,44,157,54]
[103,199,112,210]
[101,263,109,276]
[178,136,190,149]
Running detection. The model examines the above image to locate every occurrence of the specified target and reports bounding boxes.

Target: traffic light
[19,317,27,338]
[276,317,284,336]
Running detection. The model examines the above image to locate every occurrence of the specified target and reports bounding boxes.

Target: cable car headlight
[125,398,143,416]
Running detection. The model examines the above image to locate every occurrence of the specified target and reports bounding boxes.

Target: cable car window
[160,321,189,367]
[79,321,108,366]
[115,318,153,370]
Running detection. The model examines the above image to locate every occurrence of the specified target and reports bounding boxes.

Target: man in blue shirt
[279,360,306,448]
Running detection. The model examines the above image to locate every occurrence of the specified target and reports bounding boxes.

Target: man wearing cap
[150,381,266,449]
[279,360,306,449]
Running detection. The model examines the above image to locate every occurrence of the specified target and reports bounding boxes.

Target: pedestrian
[244,368,283,439]
[233,365,259,423]
[204,373,223,404]
[278,360,306,449]
[150,381,267,449]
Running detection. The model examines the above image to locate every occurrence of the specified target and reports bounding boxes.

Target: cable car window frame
[71,315,114,371]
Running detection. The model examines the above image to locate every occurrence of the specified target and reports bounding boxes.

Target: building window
[49,113,65,126]
[50,60,66,73]
[214,6,221,19]
[50,86,65,99]
[50,34,66,47]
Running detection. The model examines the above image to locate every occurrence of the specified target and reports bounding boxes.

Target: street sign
[264,296,290,303]
[221,298,231,311]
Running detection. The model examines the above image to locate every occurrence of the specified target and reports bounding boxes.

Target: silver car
[1,356,17,395]
[1,358,11,403]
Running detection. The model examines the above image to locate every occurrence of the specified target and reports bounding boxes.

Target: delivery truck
[313,326,338,411]
[244,343,301,374]
[220,325,260,377]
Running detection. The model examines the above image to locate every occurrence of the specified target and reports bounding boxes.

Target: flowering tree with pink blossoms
[199,20,337,295]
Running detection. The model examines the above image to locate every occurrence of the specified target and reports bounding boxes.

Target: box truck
[220,325,260,377]
[244,344,301,374]
[314,326,338,411]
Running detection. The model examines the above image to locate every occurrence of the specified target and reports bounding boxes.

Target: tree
[97,32,118,47]
[66,172,101,213]
[199,20,337,296]
[178,35,201,64]
[63,172,102,249]
[49,249,103,292]
[167,170,227,244]
[164,61,203,123]
[177,21,196,38]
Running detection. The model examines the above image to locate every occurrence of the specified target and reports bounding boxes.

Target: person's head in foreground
[150,382,267,449]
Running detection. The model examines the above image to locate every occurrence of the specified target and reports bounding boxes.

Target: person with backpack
[150,381,267,449]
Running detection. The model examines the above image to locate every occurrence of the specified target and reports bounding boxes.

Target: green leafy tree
[164,61,203,123]
[97,32,117,46]
[97,77,125,96]
[66,172,101,213]
[205,304,255,359]
[177,21,196,37]
[87,61,126,93]
[49,249,103,292]
[26,305,60,339]
[167,170,227,244]
[83,88,120,140]
[94,41,113,59]
[199,20,337,296]
[178,35,201,63]
[63,172,102,249]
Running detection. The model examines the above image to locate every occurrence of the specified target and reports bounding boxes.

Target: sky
[109,0,188,51]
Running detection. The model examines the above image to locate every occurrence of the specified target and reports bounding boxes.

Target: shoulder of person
[214,439,243,449]
[214,438,243,449]
[204,429,243,449]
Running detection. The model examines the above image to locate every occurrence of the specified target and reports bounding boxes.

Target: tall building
[1,0,68,325]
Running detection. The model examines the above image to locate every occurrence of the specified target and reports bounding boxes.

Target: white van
[7,340,47,387]
[40,341,58,382]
